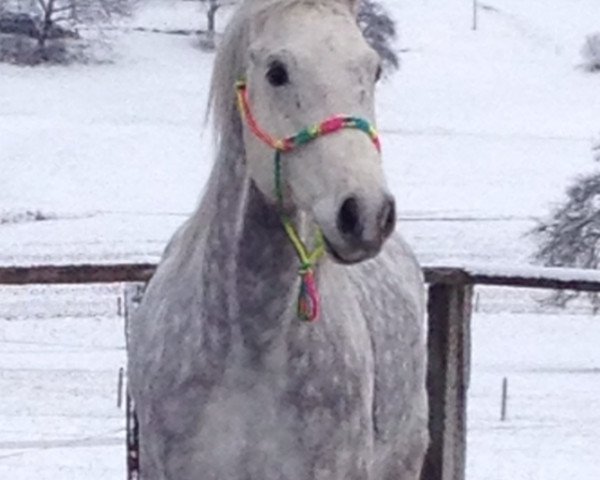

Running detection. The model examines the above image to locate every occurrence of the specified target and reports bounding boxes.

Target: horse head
[234,0,395,265]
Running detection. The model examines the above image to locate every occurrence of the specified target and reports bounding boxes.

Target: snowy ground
[0,287,125,480]
[469,312,600,480]
[1,0,600,478]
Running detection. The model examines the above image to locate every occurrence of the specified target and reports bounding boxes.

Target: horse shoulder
[128,219,228,436]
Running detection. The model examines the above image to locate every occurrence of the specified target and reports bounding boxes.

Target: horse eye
[266,61,289,87]
[375,65,383,83]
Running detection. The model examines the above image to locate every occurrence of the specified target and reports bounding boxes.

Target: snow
[469,313,600,480]
[426,262,600,285]
[1,0,600,478]
[0,301,125,480]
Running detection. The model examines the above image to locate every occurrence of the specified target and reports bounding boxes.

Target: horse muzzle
[322,193,396,265]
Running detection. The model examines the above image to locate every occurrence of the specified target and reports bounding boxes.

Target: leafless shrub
[581,33,600,72]
[358,0,399,74]
[532,147,600,311]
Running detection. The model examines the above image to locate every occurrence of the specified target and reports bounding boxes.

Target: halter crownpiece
[235,79,382,322]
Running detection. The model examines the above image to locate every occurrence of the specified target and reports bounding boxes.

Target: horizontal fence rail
[2,261,600,480]
[3,263,600,291]
[0,264,156,285]
[424,264,600,292]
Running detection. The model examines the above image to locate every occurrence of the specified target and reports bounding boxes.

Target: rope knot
[297,268,320,322]
[298,262,313,275]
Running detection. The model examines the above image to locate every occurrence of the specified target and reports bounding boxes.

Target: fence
[2,262,600,480]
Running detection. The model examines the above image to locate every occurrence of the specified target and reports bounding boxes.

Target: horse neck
[200,129,300,346]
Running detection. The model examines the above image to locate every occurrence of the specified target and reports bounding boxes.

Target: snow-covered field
[1,0,600,478]
[469,312,600,480]
[0,292,125,480]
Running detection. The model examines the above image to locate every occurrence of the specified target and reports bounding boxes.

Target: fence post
[123,284,145,349]
[123,283,145,480]
[421,282,473,480]
[501,377,508,422]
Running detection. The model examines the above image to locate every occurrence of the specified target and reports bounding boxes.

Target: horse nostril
[337,197,362,238]
[380,197,396,239]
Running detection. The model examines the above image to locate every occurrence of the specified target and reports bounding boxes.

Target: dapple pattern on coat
[128,1,428,478]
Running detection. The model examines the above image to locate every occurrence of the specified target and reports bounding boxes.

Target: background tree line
[0,0,137,63]
[0,0,399,68]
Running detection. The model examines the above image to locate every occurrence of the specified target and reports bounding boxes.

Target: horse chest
[215,319,377,478]
[278,312,374,453]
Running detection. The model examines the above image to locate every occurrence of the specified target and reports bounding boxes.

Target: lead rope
[235,80,381,322]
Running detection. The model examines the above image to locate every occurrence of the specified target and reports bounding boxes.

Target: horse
[127,0,428,478]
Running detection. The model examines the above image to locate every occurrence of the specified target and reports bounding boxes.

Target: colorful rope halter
[235,80,382,322]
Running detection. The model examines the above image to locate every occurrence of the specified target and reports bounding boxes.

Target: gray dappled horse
[128,0,428,478]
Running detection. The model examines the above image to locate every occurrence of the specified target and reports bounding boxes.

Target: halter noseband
[235,79,381,322]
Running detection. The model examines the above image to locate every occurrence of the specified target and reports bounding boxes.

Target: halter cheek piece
[235,80,381,322]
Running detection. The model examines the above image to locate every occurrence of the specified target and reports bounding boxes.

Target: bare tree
[206,0,219,41]
[532,144,600,311]
[0,0,136,62]
[35,0,73,49]
[357,0,399,74]
[0,0,134,49]
[196,0,236,49]
[582,33,600,72]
